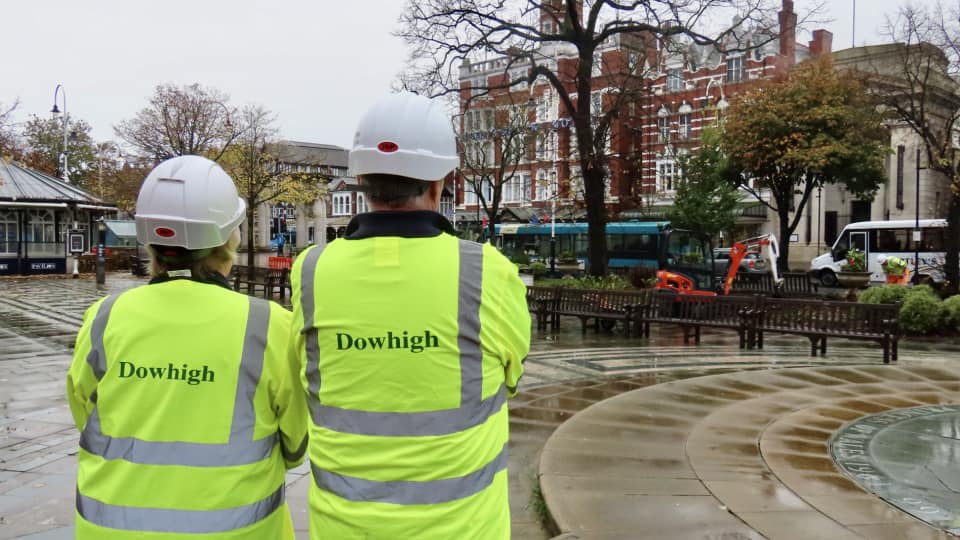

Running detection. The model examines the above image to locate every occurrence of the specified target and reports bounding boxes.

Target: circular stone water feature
[830,404,960,535]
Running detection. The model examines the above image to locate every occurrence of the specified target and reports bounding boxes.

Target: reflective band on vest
[76,294,284,533]
[310,443,508,504]
[300,240,504,438]
[79,295,277,466]
[76,485,284,534]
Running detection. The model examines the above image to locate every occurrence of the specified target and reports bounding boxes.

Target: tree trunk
[246,204,256,280]
[945,196,960,295]
[778,209,791,273]
[583,165,608,276]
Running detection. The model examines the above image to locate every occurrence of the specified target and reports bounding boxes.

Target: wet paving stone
[6,275,960,538]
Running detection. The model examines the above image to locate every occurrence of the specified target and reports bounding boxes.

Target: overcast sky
[0,0,932,149]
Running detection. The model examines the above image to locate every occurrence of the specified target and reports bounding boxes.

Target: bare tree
[866,3,960,292]
[459,93,535,241]
[220,105,327,277]
[398,0,819,275]
[0,99,20,160]
[114,83,242,162]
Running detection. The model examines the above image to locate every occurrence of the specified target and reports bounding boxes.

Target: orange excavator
[655,233,783,296]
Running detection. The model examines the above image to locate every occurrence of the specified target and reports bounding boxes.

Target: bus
[810,219,950,286]
[494,221,716,290]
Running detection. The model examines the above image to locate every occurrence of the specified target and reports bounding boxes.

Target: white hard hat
[877,255,888,264]
[135,155,246,250]
[348,92,458,181]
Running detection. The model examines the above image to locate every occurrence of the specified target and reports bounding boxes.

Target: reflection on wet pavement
[832,405,960,534]
[6,275,960,539]
[542,365,960,539]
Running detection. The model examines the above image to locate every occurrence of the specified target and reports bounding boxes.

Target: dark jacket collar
[149,271,233,291]
[345,211,457,239]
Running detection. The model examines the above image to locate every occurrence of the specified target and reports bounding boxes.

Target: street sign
[68,230,85,254]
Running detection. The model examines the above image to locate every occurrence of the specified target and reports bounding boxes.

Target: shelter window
[0,210,17,255]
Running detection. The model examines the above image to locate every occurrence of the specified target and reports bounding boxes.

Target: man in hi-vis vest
[289,92,530,539]
[67,155,308,539]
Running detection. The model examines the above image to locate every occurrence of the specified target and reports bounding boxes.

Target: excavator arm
[722,233,784,295]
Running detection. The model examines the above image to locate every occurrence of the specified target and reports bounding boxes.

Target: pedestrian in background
[289,92,530,539]
[67,155,307,539]
[878,254,910,285]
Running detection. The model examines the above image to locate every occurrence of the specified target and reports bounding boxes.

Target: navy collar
[345,211,457,239]
[149,271,233,291]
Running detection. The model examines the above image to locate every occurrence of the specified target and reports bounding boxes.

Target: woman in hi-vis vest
[68,155,308,539]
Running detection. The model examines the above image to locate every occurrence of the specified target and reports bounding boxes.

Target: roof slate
[0,160,111,205]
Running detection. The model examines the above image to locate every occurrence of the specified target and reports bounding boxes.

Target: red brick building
[455,0,833,242]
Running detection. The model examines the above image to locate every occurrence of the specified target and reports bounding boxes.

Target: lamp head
[51,104,61,114]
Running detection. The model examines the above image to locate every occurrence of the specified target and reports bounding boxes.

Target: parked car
[713,248,767,276]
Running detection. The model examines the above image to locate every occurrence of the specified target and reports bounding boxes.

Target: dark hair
[360,174,432,205]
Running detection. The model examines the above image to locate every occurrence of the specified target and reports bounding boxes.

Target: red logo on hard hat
[155,227,176,238]
[377,141,399,153]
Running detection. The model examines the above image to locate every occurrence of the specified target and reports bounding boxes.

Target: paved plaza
[2,273,960,539]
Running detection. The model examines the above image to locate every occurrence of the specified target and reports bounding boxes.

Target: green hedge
[858,285,908,305]
[899,287,947,335]
[942,295,960,330]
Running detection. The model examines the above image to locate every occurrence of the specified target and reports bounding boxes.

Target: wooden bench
[635,290,760,347]
[526,286,561,330]
[728,272,819,298]
[232,266,290,299]
[552,288,651,335]
[754,297,900,363]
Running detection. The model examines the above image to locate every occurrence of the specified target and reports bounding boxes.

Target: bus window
[922,228,946,252]
[875,229,912,252]
[832,234,849,260]
[850,232,867,252]
[606,235,622,251]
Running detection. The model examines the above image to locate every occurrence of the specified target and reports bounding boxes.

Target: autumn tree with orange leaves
[723,56,888,271]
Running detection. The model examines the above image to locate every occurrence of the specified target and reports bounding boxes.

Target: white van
[810,219,949,286]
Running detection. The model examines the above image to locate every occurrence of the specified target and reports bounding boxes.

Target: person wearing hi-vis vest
[289,92,530,539]
[878,254,910,285]
[67,155,308,539]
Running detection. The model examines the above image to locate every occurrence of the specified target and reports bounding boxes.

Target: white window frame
[0,210,17,255]
[332,193,352,216]
[356,193,369,214]
[666,68,683,92]
[678,113,691,140]
[656,160,678,193]
[535,170,549,201]
[726,55,745,83]
[657,116,671,144]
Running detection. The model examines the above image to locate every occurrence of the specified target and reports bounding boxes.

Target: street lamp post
[550,170,557,276]
[52,85,82,277]
[817,185,822,253]
[913,147,922,285]
[51,85,69,182]
[96,218,107,286]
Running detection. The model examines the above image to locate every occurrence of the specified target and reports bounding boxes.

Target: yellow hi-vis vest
[290,233,530,540]
[67,279,308,539]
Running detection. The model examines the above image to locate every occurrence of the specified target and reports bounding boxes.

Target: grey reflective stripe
[80,295,277,467]
[231,297,271,441]
[80,408,276,466]
[86,294,119,379]
[313,385,506,436]
[311,442,508,504]
[77,484,284,534]
[300,246,323,420]
[457,240,484,406]
[303,239,498,437]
